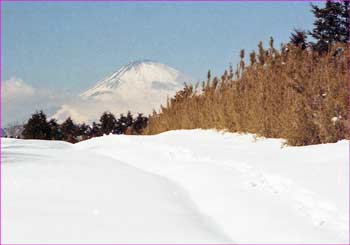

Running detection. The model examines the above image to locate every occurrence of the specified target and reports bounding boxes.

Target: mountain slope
[52,60,192,123]
[81,60,190,99]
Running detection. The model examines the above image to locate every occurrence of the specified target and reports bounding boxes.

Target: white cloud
[2,77,70,126]
[52,89,169,124]
[2,78,35,99]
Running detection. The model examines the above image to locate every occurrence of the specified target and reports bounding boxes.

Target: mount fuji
[52,60,193,123]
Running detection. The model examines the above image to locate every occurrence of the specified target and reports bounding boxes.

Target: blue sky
[3,2,320,92]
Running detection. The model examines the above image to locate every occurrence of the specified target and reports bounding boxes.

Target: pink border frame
[0,0,349,244]
[0,0,333,2]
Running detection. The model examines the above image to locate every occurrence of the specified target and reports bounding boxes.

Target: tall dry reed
[144,41,349,146]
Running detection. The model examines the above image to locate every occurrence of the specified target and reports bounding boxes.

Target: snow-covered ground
[2,130,349,243]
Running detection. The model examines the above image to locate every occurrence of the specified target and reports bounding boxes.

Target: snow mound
[2,137,230,243]
[2,130,349,243]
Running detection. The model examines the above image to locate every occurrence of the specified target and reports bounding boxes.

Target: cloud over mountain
[2,77,69,125]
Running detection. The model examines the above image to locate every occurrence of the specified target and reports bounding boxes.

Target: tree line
[22,111,148,143]
[144,1,349,146]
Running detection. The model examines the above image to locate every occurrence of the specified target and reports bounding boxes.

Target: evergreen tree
[290,29,308,49]
[60,117,77,142]
[116,114,127,134]
[340,1,350,42]
[99,112,117,135]
[132,113,148,134]
[126,111,134,128]
[310,1,350,53]
[91,122,102,137]
[22,111,51,140]
[48,119,63,140]
[77,123,91,140]
[115,112,134,134]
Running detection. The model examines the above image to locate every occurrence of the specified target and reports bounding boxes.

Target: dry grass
[144,41,349,146]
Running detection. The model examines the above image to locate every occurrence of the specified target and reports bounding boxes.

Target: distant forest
[17,1,349,146]
[20,111,148,143]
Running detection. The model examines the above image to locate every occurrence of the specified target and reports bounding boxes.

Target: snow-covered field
[2,130,349,243]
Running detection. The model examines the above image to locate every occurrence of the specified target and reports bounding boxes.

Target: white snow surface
[2,130,349,243]
[52,60,192,123]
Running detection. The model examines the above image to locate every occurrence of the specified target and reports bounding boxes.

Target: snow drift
[2,130,349,243]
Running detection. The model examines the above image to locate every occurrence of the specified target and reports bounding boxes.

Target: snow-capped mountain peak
[80,60,190,99]
[52,60,193,123]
